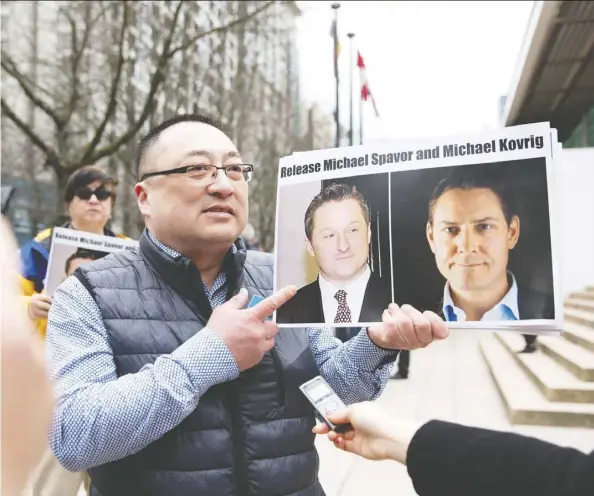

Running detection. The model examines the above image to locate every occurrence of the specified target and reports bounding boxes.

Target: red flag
[357,51,379,118]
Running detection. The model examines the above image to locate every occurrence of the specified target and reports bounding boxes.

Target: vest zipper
[228,351,285,495]
[228,385,247,496]
[270,347,286,407]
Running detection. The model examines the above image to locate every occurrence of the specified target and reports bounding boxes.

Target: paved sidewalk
[316,329,594,496]
[72,330,592,496]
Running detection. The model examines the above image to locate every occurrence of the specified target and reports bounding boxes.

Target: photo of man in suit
[277,182,391,325]
[425,169,554,352]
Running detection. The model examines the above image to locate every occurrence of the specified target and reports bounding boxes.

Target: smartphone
[299,375,353,433]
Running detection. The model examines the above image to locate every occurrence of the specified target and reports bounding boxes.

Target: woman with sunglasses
[19,165,129,339]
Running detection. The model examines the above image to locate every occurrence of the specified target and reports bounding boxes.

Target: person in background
[1,217,54,496]
[390,349,410,379]
[18,166,129,496]
[313,401,593,496]
[19,165,129,339]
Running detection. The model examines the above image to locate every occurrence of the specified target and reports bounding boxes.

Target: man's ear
[135,183,150,217]
[367,223,372,244]
[426,222,436,254]
[508,215,520,249]
[306,238,315,258]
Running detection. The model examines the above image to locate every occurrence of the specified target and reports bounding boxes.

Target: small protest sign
[44,227,138,295]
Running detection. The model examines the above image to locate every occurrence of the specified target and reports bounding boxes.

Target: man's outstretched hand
[368,303,449,350]
[207,286,297,371]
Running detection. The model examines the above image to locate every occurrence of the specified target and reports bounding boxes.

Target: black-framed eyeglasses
[140,164,254,183]
[74,187,114,201]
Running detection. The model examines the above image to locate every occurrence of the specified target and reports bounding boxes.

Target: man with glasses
[45,114,448,496]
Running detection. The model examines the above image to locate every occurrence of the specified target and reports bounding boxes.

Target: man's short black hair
[135,113,227,180]
[428,168,517,225]
[64,165,117,204]
[304,183,370,241]
[64,248,107,275]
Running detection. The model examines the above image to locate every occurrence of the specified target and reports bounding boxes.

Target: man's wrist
[344,328,398,373]
[365,327,398,353]
[172,327,241,389]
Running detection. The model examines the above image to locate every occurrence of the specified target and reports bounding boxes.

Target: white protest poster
[273,122,563,334]
[44,227,139,295]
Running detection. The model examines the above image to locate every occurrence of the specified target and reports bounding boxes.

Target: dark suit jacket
[438,283,555,322]
[276,272,391,326]
[407,419,593,496]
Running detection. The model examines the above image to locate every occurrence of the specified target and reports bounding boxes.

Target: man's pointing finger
[250,286,297,321]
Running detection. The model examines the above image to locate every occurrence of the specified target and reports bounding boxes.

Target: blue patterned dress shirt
[46,232,397,472]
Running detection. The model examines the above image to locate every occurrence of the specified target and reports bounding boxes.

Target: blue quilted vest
[76,230,324,496]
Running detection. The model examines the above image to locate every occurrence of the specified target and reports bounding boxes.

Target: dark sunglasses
[74,187,113,201]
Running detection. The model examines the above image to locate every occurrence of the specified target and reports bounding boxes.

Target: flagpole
[347,32,354,146]
[359,92,363,144]
[331,3,340,148]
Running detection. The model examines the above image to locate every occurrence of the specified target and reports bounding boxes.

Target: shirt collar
[147,229,238,260]
[443,271,519,321]
[318,264,371,300]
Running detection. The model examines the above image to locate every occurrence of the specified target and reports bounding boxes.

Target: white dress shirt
[442,271,520,322]
[318,265,371,324]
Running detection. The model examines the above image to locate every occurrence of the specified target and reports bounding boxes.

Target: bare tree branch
[194,28,228,112]
[86,0,185,165]
[166,1,276,60]
[0,98,58,166]
[2,57,59,99]
[2,0,282,183]
[1,53,63,128]
[89,0,275,165]
[78,2,130,165]
[1,2,106,132]
[62,3,97,124]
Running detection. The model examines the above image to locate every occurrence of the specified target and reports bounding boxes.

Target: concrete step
[495,332,594,403]
[563,321,594,352]
[564,307,594,329]
[565,298,594,313]
[480,333,594,428]
[538,336,594,382]
[568,291,594,301]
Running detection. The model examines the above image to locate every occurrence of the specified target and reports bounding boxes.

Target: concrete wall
[558,147,594,296]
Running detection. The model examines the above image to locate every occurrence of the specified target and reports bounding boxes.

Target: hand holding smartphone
[299,375,353,433]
